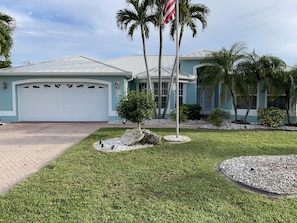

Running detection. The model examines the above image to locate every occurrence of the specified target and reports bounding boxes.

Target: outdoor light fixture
[115,81,120,97]
[115,81,120,90]
[2,81,7,91]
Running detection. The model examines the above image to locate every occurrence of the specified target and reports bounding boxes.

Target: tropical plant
[185,104,201,120]
[170,104,188,123]
[284,66,297,123]
[162,0,210,118]
[151,0,166,118]
[260,57,293,123]
[208,108,230,126]
[257,107,286,127]
[116,90,157,129]
[237,52,288,122]
[116,0,154,91]
[199,42,247,121]
[0,12,15,67]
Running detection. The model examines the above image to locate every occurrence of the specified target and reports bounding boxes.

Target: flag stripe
[164,0,175,24]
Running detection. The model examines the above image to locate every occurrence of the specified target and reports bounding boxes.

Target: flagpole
[175,0,179,138]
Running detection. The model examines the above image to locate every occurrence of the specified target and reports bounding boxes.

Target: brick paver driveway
[0,122,102,193]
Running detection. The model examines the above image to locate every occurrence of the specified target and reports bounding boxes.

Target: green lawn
[1,128,297,222]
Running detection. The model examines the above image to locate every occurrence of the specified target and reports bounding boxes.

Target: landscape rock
[120,128,144,146]
[140,129,161,145]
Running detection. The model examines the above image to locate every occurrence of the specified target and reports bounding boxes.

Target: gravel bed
[218,155,297,197]
[93,138,153,152]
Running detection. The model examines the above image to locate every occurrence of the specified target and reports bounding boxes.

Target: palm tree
[285,66,297,124]
[151,0,165,118]
[116,0,155,91]
[199,42,247,121]
[0,12,15,68]
[236,51,264,121]
[237,52,287,122]
[162,0,210,118]
[261,58,294,124]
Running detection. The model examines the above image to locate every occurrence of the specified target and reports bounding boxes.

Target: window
[267,95,286,110]
[236,95,257,109]
[178,83,184,106]
[138,83,147,92]
[154,82,168,108]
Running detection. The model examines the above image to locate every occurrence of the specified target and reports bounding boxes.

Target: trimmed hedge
[257,107,286,127]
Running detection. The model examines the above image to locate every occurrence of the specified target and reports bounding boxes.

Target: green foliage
[170,104,201,122]
[209,108,230,126]
[0,60,11,68]
[257,107,286,127]
[116,90,156,126]
[184,104,201,120]
[170,105,188,123]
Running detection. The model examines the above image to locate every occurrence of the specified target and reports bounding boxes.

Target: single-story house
[1,51,296,123]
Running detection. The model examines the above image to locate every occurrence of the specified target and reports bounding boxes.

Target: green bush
[208,108,229,126]
[257,107,286,127]
[116,90,156,128]
[185,104,201,120]
[170,105,188,123]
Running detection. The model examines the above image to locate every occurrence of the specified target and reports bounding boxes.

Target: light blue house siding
[0,75,129,122]
[2,54,296,123]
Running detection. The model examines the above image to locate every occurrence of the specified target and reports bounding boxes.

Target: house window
[178,83,184,106]
[154,82,168,108]
[267,94,286,110]
[138,83,147,92]
[236,95,257,109]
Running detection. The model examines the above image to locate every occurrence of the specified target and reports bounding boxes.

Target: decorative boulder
[140,129,162,145]
[120,128,144,146]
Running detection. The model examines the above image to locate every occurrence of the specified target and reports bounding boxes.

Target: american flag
[164,0,175,24]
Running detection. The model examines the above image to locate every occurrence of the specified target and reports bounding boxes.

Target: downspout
[125,72,135,95]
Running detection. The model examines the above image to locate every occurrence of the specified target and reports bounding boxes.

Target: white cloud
[1,0,297,66]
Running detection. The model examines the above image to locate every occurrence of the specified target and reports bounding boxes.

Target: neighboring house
[1,51,296,123]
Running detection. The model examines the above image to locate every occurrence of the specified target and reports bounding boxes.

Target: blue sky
[1,0,297,66]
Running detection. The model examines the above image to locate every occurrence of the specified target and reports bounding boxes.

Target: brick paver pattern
[0,123,101,193]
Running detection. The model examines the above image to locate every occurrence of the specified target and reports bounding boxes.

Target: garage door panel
[19,83,108,121]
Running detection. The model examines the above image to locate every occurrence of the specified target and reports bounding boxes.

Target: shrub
[257,107,286,127]
[185,104,201,120]
[209,108,229,126]
[170,105,188,123]
[116,90,156,128]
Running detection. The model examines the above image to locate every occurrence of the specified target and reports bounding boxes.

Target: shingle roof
[0,56,131,77]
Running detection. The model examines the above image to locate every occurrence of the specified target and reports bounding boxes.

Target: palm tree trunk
[141,28,152,92]
[230,90,238,121]
[161,27,184,118]
[285,96,291,124]
[244,95,253,122]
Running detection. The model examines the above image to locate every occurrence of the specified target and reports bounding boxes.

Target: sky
[1,0,297,67]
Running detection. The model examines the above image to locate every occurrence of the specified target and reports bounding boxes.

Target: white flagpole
[175,0,179,138]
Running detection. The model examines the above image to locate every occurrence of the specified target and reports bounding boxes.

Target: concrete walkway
[0,122,102,194]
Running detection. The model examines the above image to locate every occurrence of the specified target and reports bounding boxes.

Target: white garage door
[19,82,109,121]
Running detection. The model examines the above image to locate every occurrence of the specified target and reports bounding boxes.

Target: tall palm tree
[0,12,15,68]
[116,0,155,91]
[199,42,247,121]
[162,0,210,117]
[151,0,165,118]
